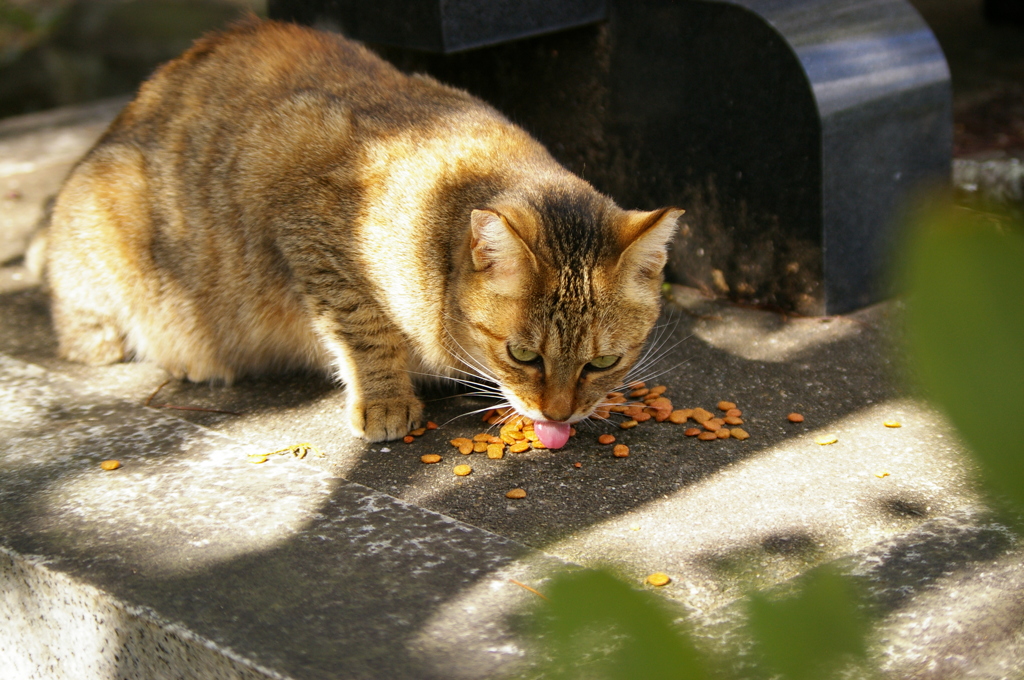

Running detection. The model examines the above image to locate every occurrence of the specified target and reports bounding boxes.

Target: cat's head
[451,186,681,429]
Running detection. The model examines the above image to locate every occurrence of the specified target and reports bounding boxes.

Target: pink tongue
[533,420,571,449]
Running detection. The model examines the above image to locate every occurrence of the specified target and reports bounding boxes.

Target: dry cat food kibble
[422,386,755,469]
[506,488,527,499]
[815,434,839,445]
[453,464,472,476]
[884,420,902,428]
[646,572,671,587]
[403,435,415,443]
[100,459,121,471]
[787,412,805,423]
[420,454,442,464]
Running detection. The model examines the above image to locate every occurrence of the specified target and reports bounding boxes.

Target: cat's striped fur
[46,18,680,441]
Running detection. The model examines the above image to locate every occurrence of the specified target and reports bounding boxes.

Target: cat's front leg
[305,291,423,442]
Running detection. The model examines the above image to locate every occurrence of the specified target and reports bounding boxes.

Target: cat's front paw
[348,393,424,442]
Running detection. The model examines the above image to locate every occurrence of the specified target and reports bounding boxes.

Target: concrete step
[2,98,1022,679]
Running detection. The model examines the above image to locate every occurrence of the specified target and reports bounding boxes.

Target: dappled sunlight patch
[35,435,337,575]
[666,285,862,363]
[543,399,980,616]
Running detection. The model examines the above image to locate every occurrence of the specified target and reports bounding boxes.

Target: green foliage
[745,567,869,680]
[531,569,711,680]
[902,199,1024,507]
[529,566,869,680]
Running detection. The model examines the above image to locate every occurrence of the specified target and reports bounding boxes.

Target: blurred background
[0,0,265,118]
[0,0,1020,157]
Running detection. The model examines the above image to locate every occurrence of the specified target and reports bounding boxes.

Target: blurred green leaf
[903,200,1024,507]
[533,569,711,680]
[745,567,868,680]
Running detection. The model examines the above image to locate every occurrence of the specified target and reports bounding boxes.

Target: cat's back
[107,18,483,149]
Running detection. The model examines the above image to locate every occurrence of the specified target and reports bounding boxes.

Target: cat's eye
[588,355,620,370]
[509,346,541,364]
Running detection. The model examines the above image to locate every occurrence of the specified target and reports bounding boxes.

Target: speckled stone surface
[3,93,1024,679]
[0,354,568,679]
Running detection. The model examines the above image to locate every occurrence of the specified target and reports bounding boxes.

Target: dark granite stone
[271,0,951,314]
[268,0,607,53]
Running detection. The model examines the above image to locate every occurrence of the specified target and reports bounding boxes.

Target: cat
[45,17,681,445]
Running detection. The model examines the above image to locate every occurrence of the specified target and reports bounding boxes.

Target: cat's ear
[470,209,537,295]
[616,207,684,279]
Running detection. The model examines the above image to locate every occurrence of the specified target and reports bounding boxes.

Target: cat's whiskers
[403,368,504,402]
[439,318,501,386]
[627,315,683,382]
[622,322,693,389]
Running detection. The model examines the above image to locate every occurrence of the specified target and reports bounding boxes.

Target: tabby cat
[46,17,681,445]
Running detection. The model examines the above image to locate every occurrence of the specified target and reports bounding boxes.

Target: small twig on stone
[509,579,549,601]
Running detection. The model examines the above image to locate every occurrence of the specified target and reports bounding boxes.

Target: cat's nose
[541,392,574,422]
[540,391,573,421]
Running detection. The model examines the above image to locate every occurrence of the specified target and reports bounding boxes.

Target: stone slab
[2,86,1023,679]
[0,354,571,679]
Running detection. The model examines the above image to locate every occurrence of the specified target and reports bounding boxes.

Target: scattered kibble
[815,434,839,445]
[692,408,714,423]
[573,462,582,468]
[418,388,755,470]
[884,420,902,428]
[420,454,442,464]
[506,488,527,499]
[247,454,269,464]
[669,409,692,424]
[875,470,890,478]
[426,421,438,429]
[403,435,415,444]
[453,464,472,476]
[646,572,671,587]
[100,459,122,471]
[788,412,805,423]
